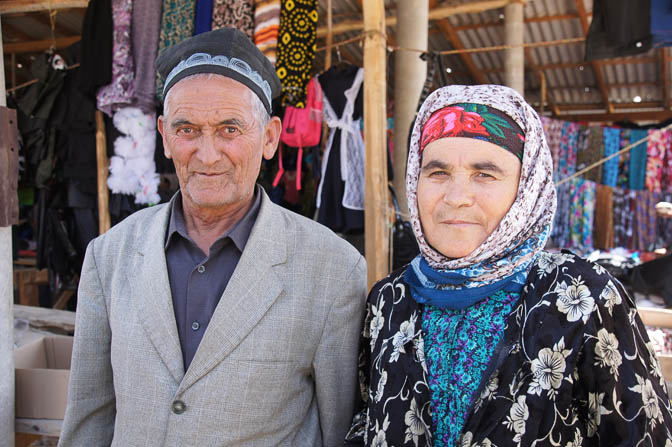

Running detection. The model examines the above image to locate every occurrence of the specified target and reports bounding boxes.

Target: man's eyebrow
[470,160,505,174]
[170,118,246,129]
[421,159,451,171]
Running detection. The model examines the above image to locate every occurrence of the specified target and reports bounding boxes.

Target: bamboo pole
[95,110,111,234]
[362,0,389,288]
[0,19,16,447]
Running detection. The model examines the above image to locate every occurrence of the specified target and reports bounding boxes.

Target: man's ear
[157,115,172,160]
[262,116,282,160]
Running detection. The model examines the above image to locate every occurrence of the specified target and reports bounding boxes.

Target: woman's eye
[428,170,448,177]
[476,172,495,179]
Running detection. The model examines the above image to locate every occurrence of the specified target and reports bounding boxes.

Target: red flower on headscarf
[420,106,488,151]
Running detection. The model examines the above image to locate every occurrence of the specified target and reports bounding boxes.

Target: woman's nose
[442,178,475,208]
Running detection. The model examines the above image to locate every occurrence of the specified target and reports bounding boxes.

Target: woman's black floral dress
[346,252,672,446]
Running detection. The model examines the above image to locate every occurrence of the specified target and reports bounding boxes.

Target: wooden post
[504,1,525,95]
[540,71,546,114]
[362,0,389,288]
[0,18,17,447]
[324,0,332,69]
[95,110,111,234]
[393,0,428,216]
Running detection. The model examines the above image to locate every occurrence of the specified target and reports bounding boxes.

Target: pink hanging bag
[275,76,323,191]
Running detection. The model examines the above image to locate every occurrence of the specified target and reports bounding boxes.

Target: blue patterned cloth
[423,290,519,447]
[602,127,620,187]
[629,129,648,190]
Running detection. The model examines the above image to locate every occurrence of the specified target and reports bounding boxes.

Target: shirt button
[197,265,205,273]
[172,400,186,414]
[191,321,200,331]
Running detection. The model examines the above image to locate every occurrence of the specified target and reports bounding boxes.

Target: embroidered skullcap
[420,103,526,161]
[156,27,281,114]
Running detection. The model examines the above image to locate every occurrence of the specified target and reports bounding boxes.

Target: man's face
[417,137,521,259]
[158,75,279,213]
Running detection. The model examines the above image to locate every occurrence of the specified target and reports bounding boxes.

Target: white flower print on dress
[404,398,426,447]
[555,277,595,323]
[565,427,583,447]
[587,392,612,437]
[630,374,664,427]
[460,431,498,447]
[594,328,623,378]
[475,375,499,411]
[536,252,574,277]
[599,280,622,316]
[371,429,388,447]
[503,395,529,443]
[528,338,571,398]
[390,313,417,363]
[645,341,666,387]
[370,301,385,346]
[375,370,387,403]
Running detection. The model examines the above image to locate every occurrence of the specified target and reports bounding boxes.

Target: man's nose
[442,178,475,208]
[195,133,220,165]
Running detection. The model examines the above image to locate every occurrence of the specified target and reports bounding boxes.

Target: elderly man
[59,28,366,447]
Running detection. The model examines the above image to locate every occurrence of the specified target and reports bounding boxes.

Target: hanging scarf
[404,85,556,309]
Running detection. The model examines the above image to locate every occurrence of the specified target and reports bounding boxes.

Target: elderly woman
[346,85,672,446]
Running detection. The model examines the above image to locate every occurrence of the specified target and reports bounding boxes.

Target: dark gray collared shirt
[165,188,261,370]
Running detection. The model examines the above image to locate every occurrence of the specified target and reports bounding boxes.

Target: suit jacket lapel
[180,192,288,391]
[129,203,185,383]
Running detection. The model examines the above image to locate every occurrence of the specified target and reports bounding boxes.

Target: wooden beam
[661,48,670,110]
[575,0,613,113]
[3,36,79,53]
[363,0,389,287]
[0,0,88,14]
[559,110,672,122]
[453,13,580,31]
[0,22,35,42]
[524,47,559,115]
[317,0,521,38]
[555,101,663,111]
[435,19,488,84]
[30,9,78,36]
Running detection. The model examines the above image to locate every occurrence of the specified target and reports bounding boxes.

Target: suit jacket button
[172,400,186,414]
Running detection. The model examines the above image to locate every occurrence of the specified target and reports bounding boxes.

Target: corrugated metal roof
[1,0,669,121]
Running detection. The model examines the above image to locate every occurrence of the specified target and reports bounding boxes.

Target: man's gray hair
[162,73,270,127]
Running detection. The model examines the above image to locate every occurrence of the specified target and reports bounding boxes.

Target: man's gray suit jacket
[58,190,367,446]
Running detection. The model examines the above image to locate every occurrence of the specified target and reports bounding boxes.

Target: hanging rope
[555,122,672,186]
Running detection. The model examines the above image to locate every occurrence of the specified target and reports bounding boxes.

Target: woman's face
[417,137,522,259]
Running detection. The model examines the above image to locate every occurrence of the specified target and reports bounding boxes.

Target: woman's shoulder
[529,250,622,290]
[368,265,409,298]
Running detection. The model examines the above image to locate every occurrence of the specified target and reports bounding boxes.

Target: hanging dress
[316,65,365,233]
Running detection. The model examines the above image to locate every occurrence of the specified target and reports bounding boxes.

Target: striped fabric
[254,0,281,65]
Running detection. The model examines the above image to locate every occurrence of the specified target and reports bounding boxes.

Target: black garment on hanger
[78,0,113,95]
[585,0,652,61]
[317,64,364,234]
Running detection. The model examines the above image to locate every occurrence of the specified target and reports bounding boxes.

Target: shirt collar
[165,185,262,253]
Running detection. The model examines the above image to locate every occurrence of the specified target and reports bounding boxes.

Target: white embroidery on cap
[164,52,272,107]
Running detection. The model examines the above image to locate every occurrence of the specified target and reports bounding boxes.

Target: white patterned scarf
[406,85,557,286]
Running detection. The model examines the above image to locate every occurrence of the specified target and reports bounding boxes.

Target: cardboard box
[14,335,73,419]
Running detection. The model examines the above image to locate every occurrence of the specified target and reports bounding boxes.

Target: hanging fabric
[156,0,196,100]
[131,0,162,112]
[629,129,648,190]
[276,0,318,107]
[551,182,571,248]
[78,0,113,95]
[96,0,135,116]
[576,125,603,183]
[632,190,659,251]
[253,0,281,64]
[602,126,620,187]
[663,129,672,193]
[617,128,631,188]
[646,127,667,192]
[568,178,596,251]
[316,64,365,233]
[585,0,652,60]
[212,0,255,39]
[194,0,214,35]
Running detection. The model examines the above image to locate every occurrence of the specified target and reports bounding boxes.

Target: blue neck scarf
[402,228,549,310]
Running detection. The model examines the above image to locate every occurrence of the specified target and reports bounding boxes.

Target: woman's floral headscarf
[406,84,557,289]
